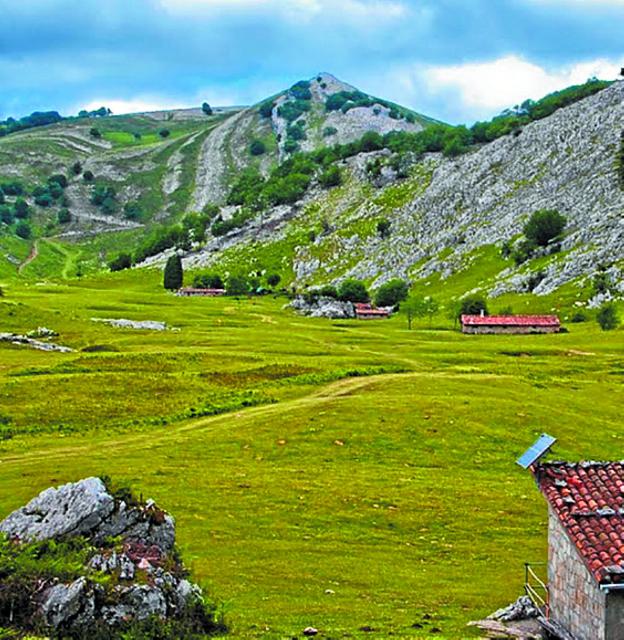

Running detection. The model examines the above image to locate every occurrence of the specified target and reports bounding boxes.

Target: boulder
[0,477,222,639]
[290,296,355,319]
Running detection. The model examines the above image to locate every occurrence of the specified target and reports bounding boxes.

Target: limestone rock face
[0,477,216,638]
[290,296,355,319]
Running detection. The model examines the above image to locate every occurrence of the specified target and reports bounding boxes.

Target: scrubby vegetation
[0,111,63,137]
[374,279,409,307]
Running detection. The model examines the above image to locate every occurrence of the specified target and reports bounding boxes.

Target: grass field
[0,269,622,639]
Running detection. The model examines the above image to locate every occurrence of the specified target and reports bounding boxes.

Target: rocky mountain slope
[178,79,624,304]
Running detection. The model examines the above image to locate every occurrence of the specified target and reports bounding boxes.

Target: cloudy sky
[1,0,622,124]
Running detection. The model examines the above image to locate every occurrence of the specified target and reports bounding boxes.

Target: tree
[15,222,31,239]
[193,273,224,289]
[48,174,68,189]
[459,295,488,317]
[374,279,409,307]
[597,303,619,331]
[201,102,213,116]
[83,170,94,182]
[0,205,14,224]
[159,128,171,139]
[523,209,567,247]
[249,140,266,156]
[267,274,281,288]
[163,254,183,290]
[90,127,101,138]
[0,188,4,205]
[377,218,391,239]
[402,295,438,329]
[58,208,71,224]
[109,253,132,272]
[14,198,29,219]
[319,166,342,188]
[71,161,83,175]
[338,279,369,303]
[226,274,249,296]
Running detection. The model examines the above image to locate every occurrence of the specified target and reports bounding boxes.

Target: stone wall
[605,591,624,640]
[548,507,606,639]
[461,325,559,334]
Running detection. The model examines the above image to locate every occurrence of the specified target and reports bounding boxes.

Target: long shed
[461,314,560,334]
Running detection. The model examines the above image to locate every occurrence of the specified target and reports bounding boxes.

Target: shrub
[319,284,338,298]
[338,279,369,303]
[283,139,299,154]
[159,128,171,138]
[163,254,183,290]
[277,100,311,123]
[258,100,275,118]
[90,127,101,138]
[360,131,384,152]
[193,273,224,289]
[289,80,312,101]
[523,209,567,247]
[0,180,23,196]
[570,311,587,323]
[34,193,53,207]
[459,295,488,317]
[48,174,68,189]
[226,274,249,296]
[109,253,132,272]
[597,303,619,330]
[83,170,94,182]
[511,239,537,265]
[374,279,409,307]
[266,274,281,288]
[0,188,3,204]
[249,139,266,156]
[318,165,342,188]
[15,222,31,239]
[323,126,338,138]
[58,208,71,224]
[91,183,116,207]
[0,205,14,224]
[71,161,83,175]
[48,182,64,200]
[201,102,213,115]
[377,218,391,239]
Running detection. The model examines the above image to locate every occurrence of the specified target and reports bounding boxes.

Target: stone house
[533,460,624,640]
[461,314,560,334]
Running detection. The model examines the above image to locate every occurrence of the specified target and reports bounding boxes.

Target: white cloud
[423,55,620,113]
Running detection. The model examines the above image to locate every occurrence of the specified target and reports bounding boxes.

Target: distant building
[354,302,390,320]
[532,460,624,640]
[461,314,560,334]
[177,287,226,297]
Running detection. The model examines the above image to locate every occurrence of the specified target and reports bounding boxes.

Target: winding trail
[18,240,38,274]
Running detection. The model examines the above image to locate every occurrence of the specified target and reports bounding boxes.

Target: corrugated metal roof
[461,314,560,327]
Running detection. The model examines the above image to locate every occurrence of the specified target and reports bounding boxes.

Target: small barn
[354,303,390,320]
[461,314,560,334]
[519,436,624,640]
[177,287,226,297]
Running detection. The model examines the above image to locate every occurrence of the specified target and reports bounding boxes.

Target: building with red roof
[461,314,560,334]
[532,460,624,639]
[354,302,390,320]
[177,287,226,297]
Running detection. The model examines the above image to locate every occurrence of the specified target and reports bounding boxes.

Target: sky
[1,0,623,124]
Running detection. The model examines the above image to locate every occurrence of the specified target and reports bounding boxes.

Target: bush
[459,295,488,317]
[277,100,311,123]
[570,311,587,323]
[71,161,83,175]
[83,170,94,182]
[109,253,132,272]
[249,139,266,156]
[15,222,31,239]
[0,188,3,205]
[323,126,338,138]
[48,182,64,200]
[319,165,342,188]
[319,284,338,298]
[34,193,53,207]
[201,102,213,116]
[226,274,249,296]
[90,127,101,138]
[289,80,312,101]
[377,218,391,239]
[266,274,281,288]
[159,128,171,138]
[0,180,23,196]
[523,209,567,247]
[338,279,369,303]
[192,273,224,289]
[374,279,409,307]
[0,205,14,225]
[163,254,183,290]
[48,174,68,189]
[58,208,71,224]
[258,100,275,118]
[597,303,619,330]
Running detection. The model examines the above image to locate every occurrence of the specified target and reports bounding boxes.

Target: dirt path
[192,109,248,209]
[0,372,412,467]
[18,240,38,274]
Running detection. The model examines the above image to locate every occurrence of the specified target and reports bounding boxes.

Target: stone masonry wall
[605,591,624,640]
[548,507,606,639]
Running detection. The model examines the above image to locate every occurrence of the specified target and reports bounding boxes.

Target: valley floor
[0,270,622,638]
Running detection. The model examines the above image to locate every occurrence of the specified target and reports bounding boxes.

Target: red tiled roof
[461,314,560,327]
[537,462,624,584]
[354,303,373,310]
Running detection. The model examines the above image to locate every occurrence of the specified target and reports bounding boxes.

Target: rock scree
[0,477,225,639]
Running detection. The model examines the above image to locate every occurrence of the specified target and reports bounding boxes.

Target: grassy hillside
[0,270,622,638]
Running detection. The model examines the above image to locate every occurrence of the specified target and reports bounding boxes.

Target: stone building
[461,314,560,334]
[533,461,624,640]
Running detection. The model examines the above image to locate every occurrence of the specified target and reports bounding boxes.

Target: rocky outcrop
[0,332,73,353]
[290,296,355,319]
[91,318,169,331]
[0,477,222,639]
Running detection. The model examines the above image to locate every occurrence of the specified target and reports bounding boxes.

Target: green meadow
[0,270,623,639]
